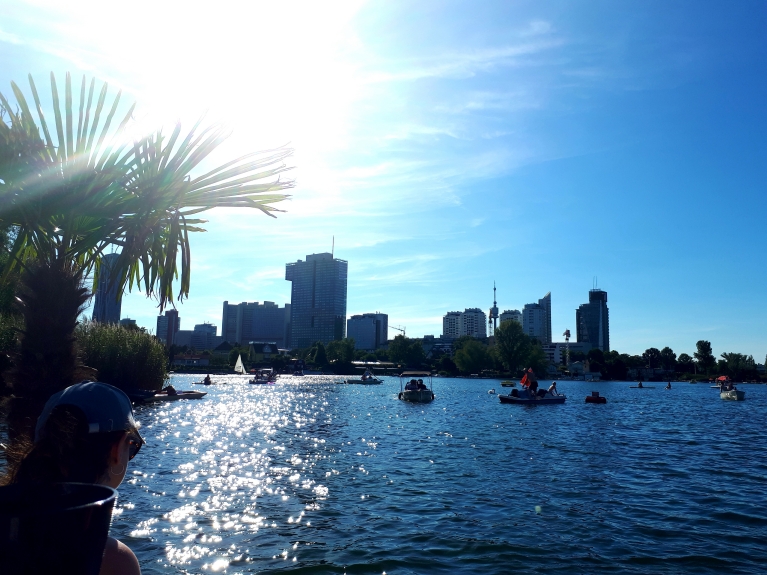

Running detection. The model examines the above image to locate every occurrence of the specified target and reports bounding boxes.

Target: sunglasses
[127,434,144,460]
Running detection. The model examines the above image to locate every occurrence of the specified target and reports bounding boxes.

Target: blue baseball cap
[35,382,142,442]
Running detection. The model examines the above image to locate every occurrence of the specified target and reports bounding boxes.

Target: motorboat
[398,371,434,403]
[343,369,383,384]
[250,369,277,385]
[499,387,566,405]
[500,380,516,387]
[146,390,207,402]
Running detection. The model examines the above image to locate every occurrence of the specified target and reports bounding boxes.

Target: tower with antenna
[488,281,499,336]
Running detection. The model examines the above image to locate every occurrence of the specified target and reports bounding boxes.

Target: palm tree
[0,72,293,405]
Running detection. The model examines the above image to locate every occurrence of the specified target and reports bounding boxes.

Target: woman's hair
[4,404,137,485]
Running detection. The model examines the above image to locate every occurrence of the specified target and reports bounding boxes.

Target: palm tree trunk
[4,259,92,447]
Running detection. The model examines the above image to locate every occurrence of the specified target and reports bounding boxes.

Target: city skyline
[4,2,765,359]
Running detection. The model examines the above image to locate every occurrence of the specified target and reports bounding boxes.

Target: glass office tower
[285,253,348,349]
[91,253,121,323]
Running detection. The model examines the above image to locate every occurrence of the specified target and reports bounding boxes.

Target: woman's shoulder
[100,536,141,575]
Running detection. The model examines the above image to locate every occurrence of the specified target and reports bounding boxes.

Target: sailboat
[234,354,246,375]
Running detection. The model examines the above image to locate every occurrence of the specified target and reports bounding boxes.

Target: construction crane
[390,325,406,338]
[563,329,571,367]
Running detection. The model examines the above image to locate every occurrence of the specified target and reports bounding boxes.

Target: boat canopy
[401,371,432,377]
[716,376,730,382]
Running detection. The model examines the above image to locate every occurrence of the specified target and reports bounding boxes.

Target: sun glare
[21,0,366,161]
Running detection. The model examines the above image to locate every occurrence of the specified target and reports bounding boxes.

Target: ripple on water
[107,376,767,574]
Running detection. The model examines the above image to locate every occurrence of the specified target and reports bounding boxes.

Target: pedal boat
[499,388,566,405]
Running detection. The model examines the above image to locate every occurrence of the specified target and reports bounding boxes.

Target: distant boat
[234,354,246,375]
[398,371,435,403]
[145,391,207,402]
[343,369,383,384]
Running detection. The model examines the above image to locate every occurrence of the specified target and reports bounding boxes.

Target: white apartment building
[500,309,522,325]
[442,309,487,339]
[461,308,487,339]
[442,311,462,339]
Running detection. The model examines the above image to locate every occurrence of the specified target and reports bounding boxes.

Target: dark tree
[493,320,531,375]
[677,353,693,373]
[660,347,677,370]
[694,340,716,374]
[454,340,492,375]
[642,347,662,368]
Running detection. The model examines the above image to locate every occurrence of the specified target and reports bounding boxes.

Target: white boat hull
[399,389,434,403]
[720,389,745,401]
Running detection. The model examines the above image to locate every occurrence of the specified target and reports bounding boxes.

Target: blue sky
[2,1,766,359]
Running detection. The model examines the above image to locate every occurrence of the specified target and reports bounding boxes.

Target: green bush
[77,321,167,391]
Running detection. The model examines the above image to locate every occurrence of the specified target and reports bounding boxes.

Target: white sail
[234,354,245,374]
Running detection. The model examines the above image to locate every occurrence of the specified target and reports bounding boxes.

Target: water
[111,375,767,574]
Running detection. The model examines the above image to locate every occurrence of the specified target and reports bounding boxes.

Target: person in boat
[163,384,177,396]
[2,382,144,575]
[405,379,418,391]
[665,382,672,389]
[547,381,558,396]
[203,374,212,385]
[417,379,427,391]
[526,368,539,398]
[637,381,643,388]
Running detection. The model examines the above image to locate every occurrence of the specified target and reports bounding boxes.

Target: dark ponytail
[3,405,126,485]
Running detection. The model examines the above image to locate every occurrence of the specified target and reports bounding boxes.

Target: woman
[3,382,144,575]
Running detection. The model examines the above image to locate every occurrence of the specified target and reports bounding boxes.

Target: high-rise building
[156,309,180,346]
[500,309,522,325]
[91,253,121,323]
[220,301,291,348]
[442,309,487,339]
[191,323,218,350]
[442,311,462,339]
[285,253,348,348]
[461,308,487,339]
[347,312,388,350]
[576,289,610,351]
[523,292,552,344]
[119,318,137,328]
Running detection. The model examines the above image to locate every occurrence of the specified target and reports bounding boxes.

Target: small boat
[343,369,383,384]
[717,378,745,400]
[585,391,607,404]
[499,369,565,404]
[398,371,434,403]
[488,389,496,394]
[146,391,207,402]
[249,368,277,385]
[125,389,157,403]
[234,354,246,375]
[500,380,516,387]
[721,389,746,401]
[499,387,566,405]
